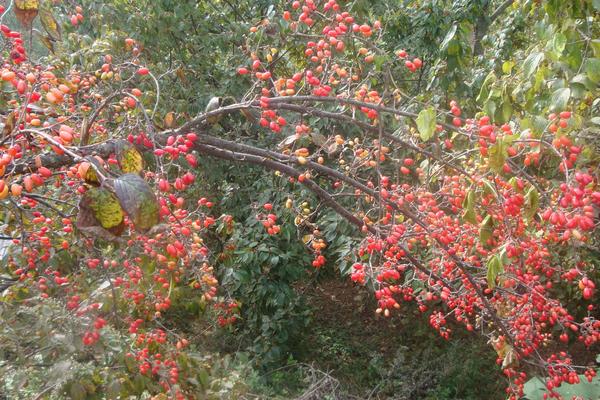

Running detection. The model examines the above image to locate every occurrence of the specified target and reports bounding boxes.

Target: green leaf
[584,58,600,83]
[551,32,566,55]
[440,24,457,52]
[502,61,515,74]
[533,65,546,91]
[416,107,436,142]
[571,73,596,91]
[197,368,210,388]
[462,190,477,224]
[499,99,513,124]
[481,179,497,197]
[591,40,600,57]
[479,214,494,246]
[528,115,549,138]
[523,52,544,79]
[483,100,497,119]
[488,140,506,173]
[523,187,540,221]
[550,87,570,112]
[523,375,600,400]
[113,173,160,231]
[477,71,497,103]
[486,255,503,290]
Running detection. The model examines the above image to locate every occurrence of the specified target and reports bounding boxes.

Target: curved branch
[194,142,452,289]
[491,0,515,22]
[265,95,462,133]
[268,102,473,178]
[6,128,520,353]
[195,135,519,351]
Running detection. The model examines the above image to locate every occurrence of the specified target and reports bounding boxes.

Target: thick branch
[491,0,514,22]
[6,129,520,353]
[268,102,473,178]
[194,143,367,231]
[266,95,462,134]
[194,142,452,289]
[195,135,519,350]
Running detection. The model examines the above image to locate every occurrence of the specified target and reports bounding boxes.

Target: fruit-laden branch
[266,96,462,133]
[266,102,473,178]
[8,92,534,353]
[196,135,520,352]
[9,127,520,353]
[174,95,462,135]
[194,142,455,290]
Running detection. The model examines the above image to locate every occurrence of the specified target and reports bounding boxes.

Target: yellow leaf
[40,7,61,41]
[15,0,39,10]
[33,30,55,53]
[118,144,144,174]
[164,112,175,128]
[78,162,100,185]
[501,345,519,369]
[85,187,125,230]
[175,68,187,83]
[14,0,39,28]
[2,112,16,138]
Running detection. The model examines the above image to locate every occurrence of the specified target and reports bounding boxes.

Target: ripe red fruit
[452,117,462,127]
[137,67,150,75]
[237,67,249,75]
[16,79,27,94]
[480,125,494,137]
[185,153,197,167]
[166,244,178,258]
[559,333,569,343]
[559,111,571,119]
[412,58,422,68]
[38,166,52,178]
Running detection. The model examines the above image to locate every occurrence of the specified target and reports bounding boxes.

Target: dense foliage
[0,0,599,399]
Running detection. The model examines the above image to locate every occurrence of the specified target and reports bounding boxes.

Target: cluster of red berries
[397,49,422,72]
[0,14,27,64]
[258,203,281,235]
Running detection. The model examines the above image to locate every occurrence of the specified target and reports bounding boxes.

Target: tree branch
[491,0,514,22]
